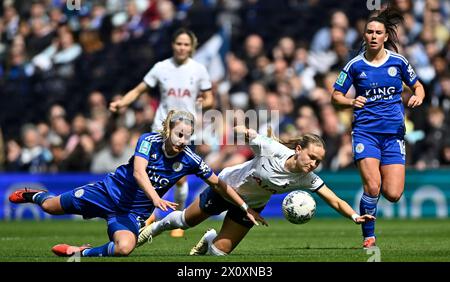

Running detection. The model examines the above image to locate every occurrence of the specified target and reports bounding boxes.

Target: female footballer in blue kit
[331,8,425,248]
[109,28,214,238]
[8,110,265,257]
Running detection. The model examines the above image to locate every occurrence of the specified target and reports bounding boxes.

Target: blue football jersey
[104,132,213,211]
[334,50,418,135]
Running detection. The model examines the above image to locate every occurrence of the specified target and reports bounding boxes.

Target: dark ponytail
[364,8,404,53]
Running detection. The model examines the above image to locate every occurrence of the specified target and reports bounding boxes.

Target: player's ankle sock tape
[32,192,56,206]
[208,243,226,256]
[360,193,378,237]
[82,242,115,257]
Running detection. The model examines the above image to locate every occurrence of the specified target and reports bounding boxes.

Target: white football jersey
[143,58,212,131]
[218,134,324,208]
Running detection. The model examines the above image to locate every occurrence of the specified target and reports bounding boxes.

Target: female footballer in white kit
[137,126,375,255]
[109,28,214,237]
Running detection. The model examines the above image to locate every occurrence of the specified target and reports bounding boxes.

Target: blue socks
[32,192,56,206]
[82,242,115,257]
[359,193,379,238]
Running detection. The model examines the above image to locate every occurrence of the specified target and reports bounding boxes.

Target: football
[282,190,316,224]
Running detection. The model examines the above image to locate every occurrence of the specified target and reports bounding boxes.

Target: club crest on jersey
[139,140,151,155]
[75,189,84,198]
[388,66,397,77]
[355,143,365,154]
[336,71,347,86]
[172,162,183,172]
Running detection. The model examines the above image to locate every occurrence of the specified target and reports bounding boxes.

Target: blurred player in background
[109,28,214,237]
[9,111,263,257]
[137,126,375,256]
[331,8,425,249]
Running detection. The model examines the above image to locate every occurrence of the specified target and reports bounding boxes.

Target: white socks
[204,230,226,256]
[152,210,190,237]
[152,210,227,256]
[208,243,227,256]
[174,181,189,210]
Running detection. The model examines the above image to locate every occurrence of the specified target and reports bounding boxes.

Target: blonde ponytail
[162,110,176,139]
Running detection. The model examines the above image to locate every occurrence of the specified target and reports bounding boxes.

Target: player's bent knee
[384,192,403,203]
[364,182,381,196]
[115,241,134,256]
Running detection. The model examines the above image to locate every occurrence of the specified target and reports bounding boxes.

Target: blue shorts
[199,187,264,228]
[352,131,406,165]
[60,182,147,240]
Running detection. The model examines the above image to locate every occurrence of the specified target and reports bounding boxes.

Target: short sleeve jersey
[105,133,213,210]
[218,134,324,208]
[143,58,212,131]
[333,50,418,135]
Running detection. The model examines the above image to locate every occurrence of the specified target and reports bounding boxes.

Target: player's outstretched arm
[205,174,268,226]
[109,82,149,113]
[317,185,375,224]
[133,155,177,211]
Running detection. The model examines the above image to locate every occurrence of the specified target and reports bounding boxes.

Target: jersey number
[397,140,406,156]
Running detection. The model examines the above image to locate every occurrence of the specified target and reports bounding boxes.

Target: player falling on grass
[109,28,214,238]
[331,8,425,249]
[8,111,265,257]
[136,126,375,256]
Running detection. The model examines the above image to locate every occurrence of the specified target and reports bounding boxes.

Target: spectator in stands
[239,34,265,80]
[310,9,358,53]
[10,124,53,173]
[91,127,133,173]
[415,107,449,169]
[440,141,450,166]
[57,114,95,172]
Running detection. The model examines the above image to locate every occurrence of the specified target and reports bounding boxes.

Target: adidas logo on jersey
[359,72,367,78]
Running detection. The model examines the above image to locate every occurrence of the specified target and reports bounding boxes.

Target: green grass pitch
[1,218,450,262]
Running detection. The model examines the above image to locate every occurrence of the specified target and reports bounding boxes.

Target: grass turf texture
[1,219,449,262]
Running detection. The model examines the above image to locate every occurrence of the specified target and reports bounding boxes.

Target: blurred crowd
[0,0,449,174]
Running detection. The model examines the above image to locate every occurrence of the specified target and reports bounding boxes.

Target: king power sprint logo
[67,0,81,11]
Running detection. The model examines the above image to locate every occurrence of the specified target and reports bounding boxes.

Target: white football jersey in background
[219,134,324,208]
[143,58,212,131]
